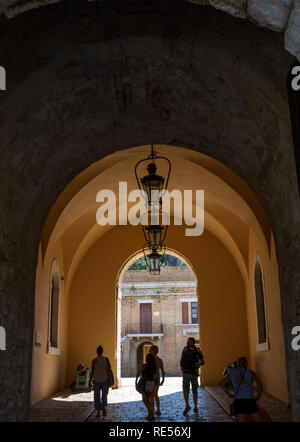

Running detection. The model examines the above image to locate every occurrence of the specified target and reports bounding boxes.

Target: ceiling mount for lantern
[135,144,171,207]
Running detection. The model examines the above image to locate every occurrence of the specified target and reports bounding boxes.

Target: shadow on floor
[88,389,232,422]
[29,378,291,422]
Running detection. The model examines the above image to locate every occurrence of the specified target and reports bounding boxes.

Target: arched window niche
[48,260,61,355]
[253,254,269,352]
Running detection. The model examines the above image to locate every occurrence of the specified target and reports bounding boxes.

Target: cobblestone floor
[29,389,94,422]
[29,377,291,422]
[87,377,231,422]
[205,386,291,422]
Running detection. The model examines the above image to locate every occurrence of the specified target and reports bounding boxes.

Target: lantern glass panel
[148,252,161,271]
[146,225,163,249]
[140,162,165,204]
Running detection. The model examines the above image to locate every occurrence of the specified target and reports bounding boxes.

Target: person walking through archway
[180,337,204,416]
[89,345,114,418]
[150,345,165,416]
[220,356,263,422]
[135,352,157,420]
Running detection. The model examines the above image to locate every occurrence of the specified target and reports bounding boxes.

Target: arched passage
[28,144,289,420]
[0,0,299,421]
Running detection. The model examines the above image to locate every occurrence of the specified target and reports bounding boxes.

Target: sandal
[183,405,191,416]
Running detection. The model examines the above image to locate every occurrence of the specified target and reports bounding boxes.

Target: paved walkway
[29,377,291,422]
[87,378,231,422]
[205,386,291,422]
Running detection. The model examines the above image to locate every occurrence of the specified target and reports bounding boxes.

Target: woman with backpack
[89,345,114,418]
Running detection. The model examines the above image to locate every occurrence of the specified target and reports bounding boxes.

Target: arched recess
[48,260,61,354]
[253,253,269,352]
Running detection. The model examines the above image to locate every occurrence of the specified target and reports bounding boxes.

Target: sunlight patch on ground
[51,377,183,404]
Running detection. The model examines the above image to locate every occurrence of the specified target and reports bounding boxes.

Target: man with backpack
[180,337,205,416]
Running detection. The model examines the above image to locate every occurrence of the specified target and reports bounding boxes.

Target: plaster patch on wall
[0,0,59,18]
[247,0,293,32]
[0,326,6,350]
[285,0,300,59]
[188,0,246,18]
[209,0,247,19]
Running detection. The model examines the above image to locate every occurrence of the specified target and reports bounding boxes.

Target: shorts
[233,399,258,415]
[182,373,198,395]
[145,380,155,393]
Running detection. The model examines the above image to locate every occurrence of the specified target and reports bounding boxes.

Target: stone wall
[122,266,196,283]
[120,267,198,376]
[0,0,299,58]
[120,293,199,376]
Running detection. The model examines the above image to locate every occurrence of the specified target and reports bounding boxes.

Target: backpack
[195,349,205,368]
[136,377,146,394]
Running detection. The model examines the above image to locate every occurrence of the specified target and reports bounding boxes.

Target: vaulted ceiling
[0,0,299,59]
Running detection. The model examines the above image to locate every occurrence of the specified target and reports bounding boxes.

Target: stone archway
[0,0,299,60]
[30,143,290,421]
[0,0,299,421]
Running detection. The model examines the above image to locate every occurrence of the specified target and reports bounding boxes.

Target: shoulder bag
[230,368,246,416]
[106,357,115,386]
[136,376,146,394]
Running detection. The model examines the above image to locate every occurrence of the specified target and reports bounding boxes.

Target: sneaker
[183,405,191,416]
[102,407,107,417]
[194,408,199,413]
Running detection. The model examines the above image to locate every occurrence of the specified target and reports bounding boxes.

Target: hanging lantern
[139,211,169,252]
[145,225,164,251]
[135,145,171,275]
[135,144,171,207]
[141,162,165,206]
[143,244,166,275]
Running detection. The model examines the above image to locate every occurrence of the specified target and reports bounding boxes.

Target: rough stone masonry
[0,0,299,58]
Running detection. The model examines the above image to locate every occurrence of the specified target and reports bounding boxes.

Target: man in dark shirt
[180,337,204,415]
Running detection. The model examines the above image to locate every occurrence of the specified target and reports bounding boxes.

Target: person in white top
[89,345,113,418]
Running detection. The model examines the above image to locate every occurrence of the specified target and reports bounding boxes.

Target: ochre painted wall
[31,224,288,405]
[246,231,289,403]
[66,225,249,388]
[31,241,69,405]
